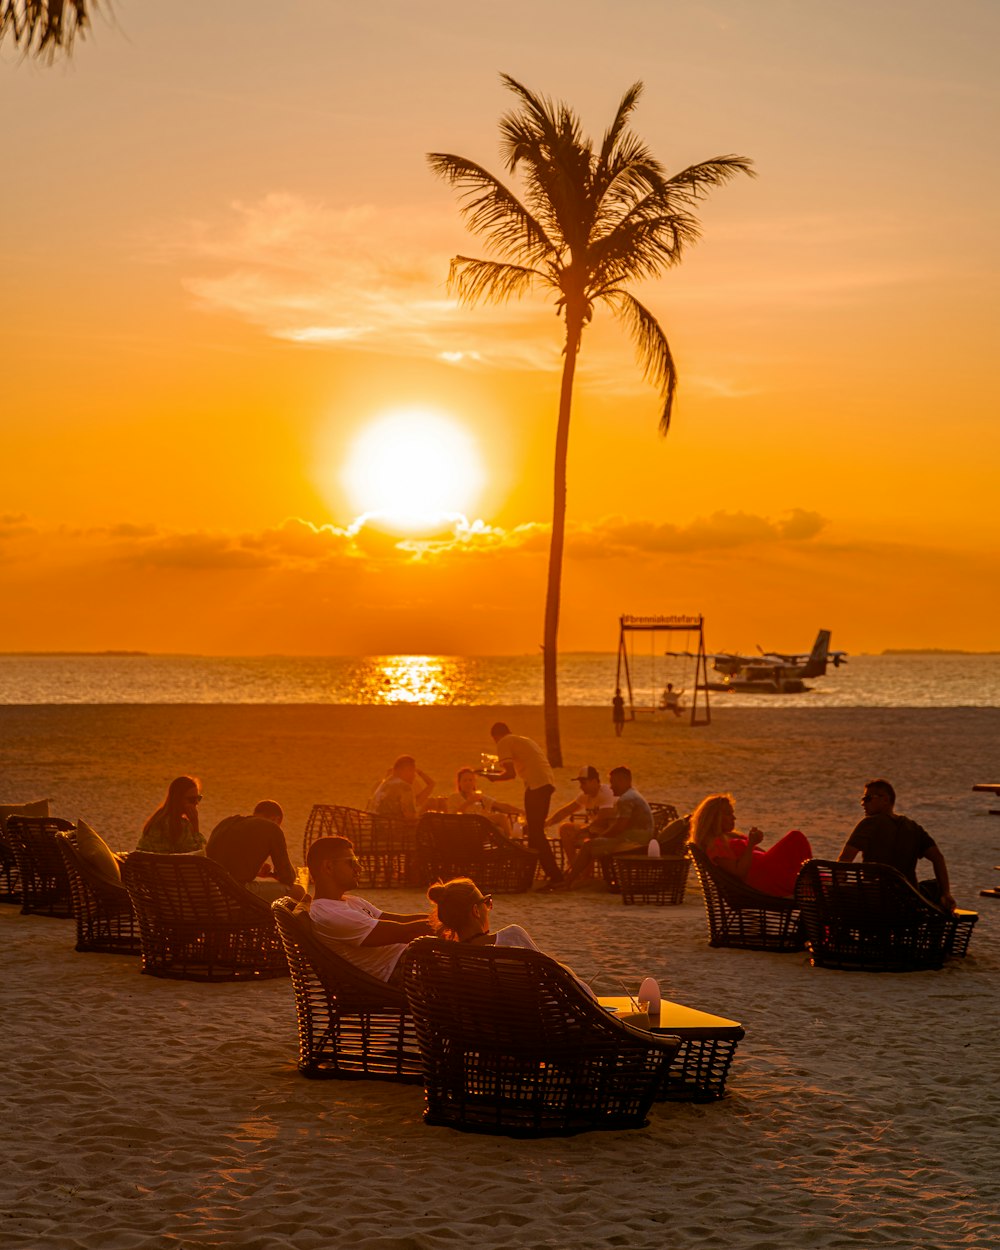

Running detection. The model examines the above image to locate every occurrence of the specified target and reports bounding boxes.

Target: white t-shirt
[310,895,406,983]
[495,734,554,791]
[575,784,615,814]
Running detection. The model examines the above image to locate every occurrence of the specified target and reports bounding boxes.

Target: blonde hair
[426,877,481,940]
[689,793,735,850]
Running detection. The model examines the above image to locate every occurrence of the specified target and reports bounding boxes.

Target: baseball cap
[572,765,600,783]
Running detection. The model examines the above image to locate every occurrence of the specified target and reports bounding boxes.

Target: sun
[340,407,485,532]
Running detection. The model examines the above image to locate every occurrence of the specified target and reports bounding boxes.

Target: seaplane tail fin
[801,629,832,677]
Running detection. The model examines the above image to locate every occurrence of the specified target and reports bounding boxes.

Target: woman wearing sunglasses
[137,775,206,854]
[426,878,540,948]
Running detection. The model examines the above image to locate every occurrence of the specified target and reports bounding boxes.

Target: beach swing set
[615,614,711,727]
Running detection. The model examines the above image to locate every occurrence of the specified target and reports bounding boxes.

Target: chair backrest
[5,816,76,914]
[302,805,374,860]
[272,898,407,1010]
[794,858,946,924]
[122,851,273,924]
[649,802,679,830]
[416,812,538,893]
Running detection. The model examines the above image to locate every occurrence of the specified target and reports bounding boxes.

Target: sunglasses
[475,894,493,909]
[186,794,202,804]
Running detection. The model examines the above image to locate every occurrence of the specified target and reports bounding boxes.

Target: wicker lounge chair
[689,843,804,951]
[56,832,141,955]
[599,804,686,892]
[402,937,681,1136]
[121,851,288,981]
[4,816,76,917]
[272,898,422,1083]
[302,804,416,888]
[794,858,978,972]
[612,853,690,905]
[415,813,538,893]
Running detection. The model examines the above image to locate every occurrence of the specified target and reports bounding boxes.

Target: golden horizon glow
[339,408,485,533]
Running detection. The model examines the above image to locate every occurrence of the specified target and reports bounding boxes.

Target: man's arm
[925,845,957,912]
[378,910,431,923]
[837,841,860,863]
[414,769,435,805]
[483,760,516,782]
[546,797,580,827]
[360,917,433,947]
[268,830,297,888]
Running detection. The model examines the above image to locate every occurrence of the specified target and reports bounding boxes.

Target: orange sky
[2,2,999,656]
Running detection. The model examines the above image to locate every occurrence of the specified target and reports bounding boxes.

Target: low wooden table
[972,783,1000,815]
[611,853,690,905]
[599,995,745,1101]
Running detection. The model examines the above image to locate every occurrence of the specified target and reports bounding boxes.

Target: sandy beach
[2,705,999,1248]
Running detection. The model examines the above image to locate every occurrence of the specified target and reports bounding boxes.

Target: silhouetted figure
[612,690,626,736]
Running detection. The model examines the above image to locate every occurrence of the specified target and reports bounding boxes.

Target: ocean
[1,651,999,708]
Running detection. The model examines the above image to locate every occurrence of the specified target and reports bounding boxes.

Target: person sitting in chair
[444,767,522,836]
[369,755,435,821]
[206,800,304,903]
[555,766,653,890]
[837,778,957,912]
[307,836,433,985]
[690,793,812,898]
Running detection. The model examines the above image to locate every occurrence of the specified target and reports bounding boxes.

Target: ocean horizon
[3,651,1000,709]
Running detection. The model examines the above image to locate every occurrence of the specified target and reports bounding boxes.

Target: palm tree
[429,75,753,766]
[1,1,92,59]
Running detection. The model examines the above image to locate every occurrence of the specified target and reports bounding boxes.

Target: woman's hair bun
[427,883,447,903]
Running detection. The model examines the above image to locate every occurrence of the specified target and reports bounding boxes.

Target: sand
[2,705,999,1248]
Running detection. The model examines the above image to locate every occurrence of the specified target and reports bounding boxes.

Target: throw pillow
[74,818,122,885]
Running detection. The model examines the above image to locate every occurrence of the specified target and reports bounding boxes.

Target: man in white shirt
[482,721,562,887]
[306,836,432,985]
[545,765,616,874]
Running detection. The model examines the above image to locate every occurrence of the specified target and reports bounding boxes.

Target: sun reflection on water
[347,655,469,705]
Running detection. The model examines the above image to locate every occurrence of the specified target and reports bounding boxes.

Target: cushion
[0,799,51,835]
[74,818,122,885]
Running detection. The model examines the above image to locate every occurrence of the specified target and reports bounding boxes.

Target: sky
[2,0,999,657]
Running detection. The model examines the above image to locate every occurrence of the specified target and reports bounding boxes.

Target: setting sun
[340,408,485,531]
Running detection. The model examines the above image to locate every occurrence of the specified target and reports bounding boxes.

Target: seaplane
[671,630,848,694]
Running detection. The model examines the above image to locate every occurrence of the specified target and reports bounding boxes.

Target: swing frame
[614,614,711,727]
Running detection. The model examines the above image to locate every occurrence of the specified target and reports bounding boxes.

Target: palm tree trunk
[543,306,584,768]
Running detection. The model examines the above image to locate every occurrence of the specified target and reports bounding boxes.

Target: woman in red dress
[690,793,812,898]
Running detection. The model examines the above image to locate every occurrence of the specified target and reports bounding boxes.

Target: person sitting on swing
[660,682,684,717]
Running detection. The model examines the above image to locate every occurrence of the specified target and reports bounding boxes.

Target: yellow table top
[598,995,743,1037]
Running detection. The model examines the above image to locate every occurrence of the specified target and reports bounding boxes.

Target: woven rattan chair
[272,898,422,1083]
[4,816,76,917]
[402,937,681,1136]
[794,858,978,972]
[302,804,416,888]
[121,851,288,981]
[416,813,539,893]
[599,804,686,892]
[612,854,690,905]
[689,843,804,951]
[56,832,141,955]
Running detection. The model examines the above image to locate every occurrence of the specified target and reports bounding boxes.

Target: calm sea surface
[1,652,999,708]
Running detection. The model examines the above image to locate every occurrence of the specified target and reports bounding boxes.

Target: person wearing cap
[545,766,616,874]
[555,766,655,890]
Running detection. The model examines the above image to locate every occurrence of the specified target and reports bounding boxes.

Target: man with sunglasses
[838,778,957,912]
[306,836,433,985]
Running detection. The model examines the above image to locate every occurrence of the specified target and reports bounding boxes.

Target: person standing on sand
[480,721,563,888]
[306,836,433,986]
[206,800,304,903]
[612,689,626,736]
[369,755,435,821]
[837,778,957,912]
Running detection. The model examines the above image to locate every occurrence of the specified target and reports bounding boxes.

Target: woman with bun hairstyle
[426,877,539,948]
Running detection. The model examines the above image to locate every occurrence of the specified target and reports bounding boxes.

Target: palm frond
[598,82,644,169]
[603,290,677,433]
[448,256,548,306]
[427,152,555,265]
[0,0,92,59]
[665,155,756,202]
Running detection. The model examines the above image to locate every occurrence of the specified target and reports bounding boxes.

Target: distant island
[881,648,1000,656]
[0,650,149,657]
